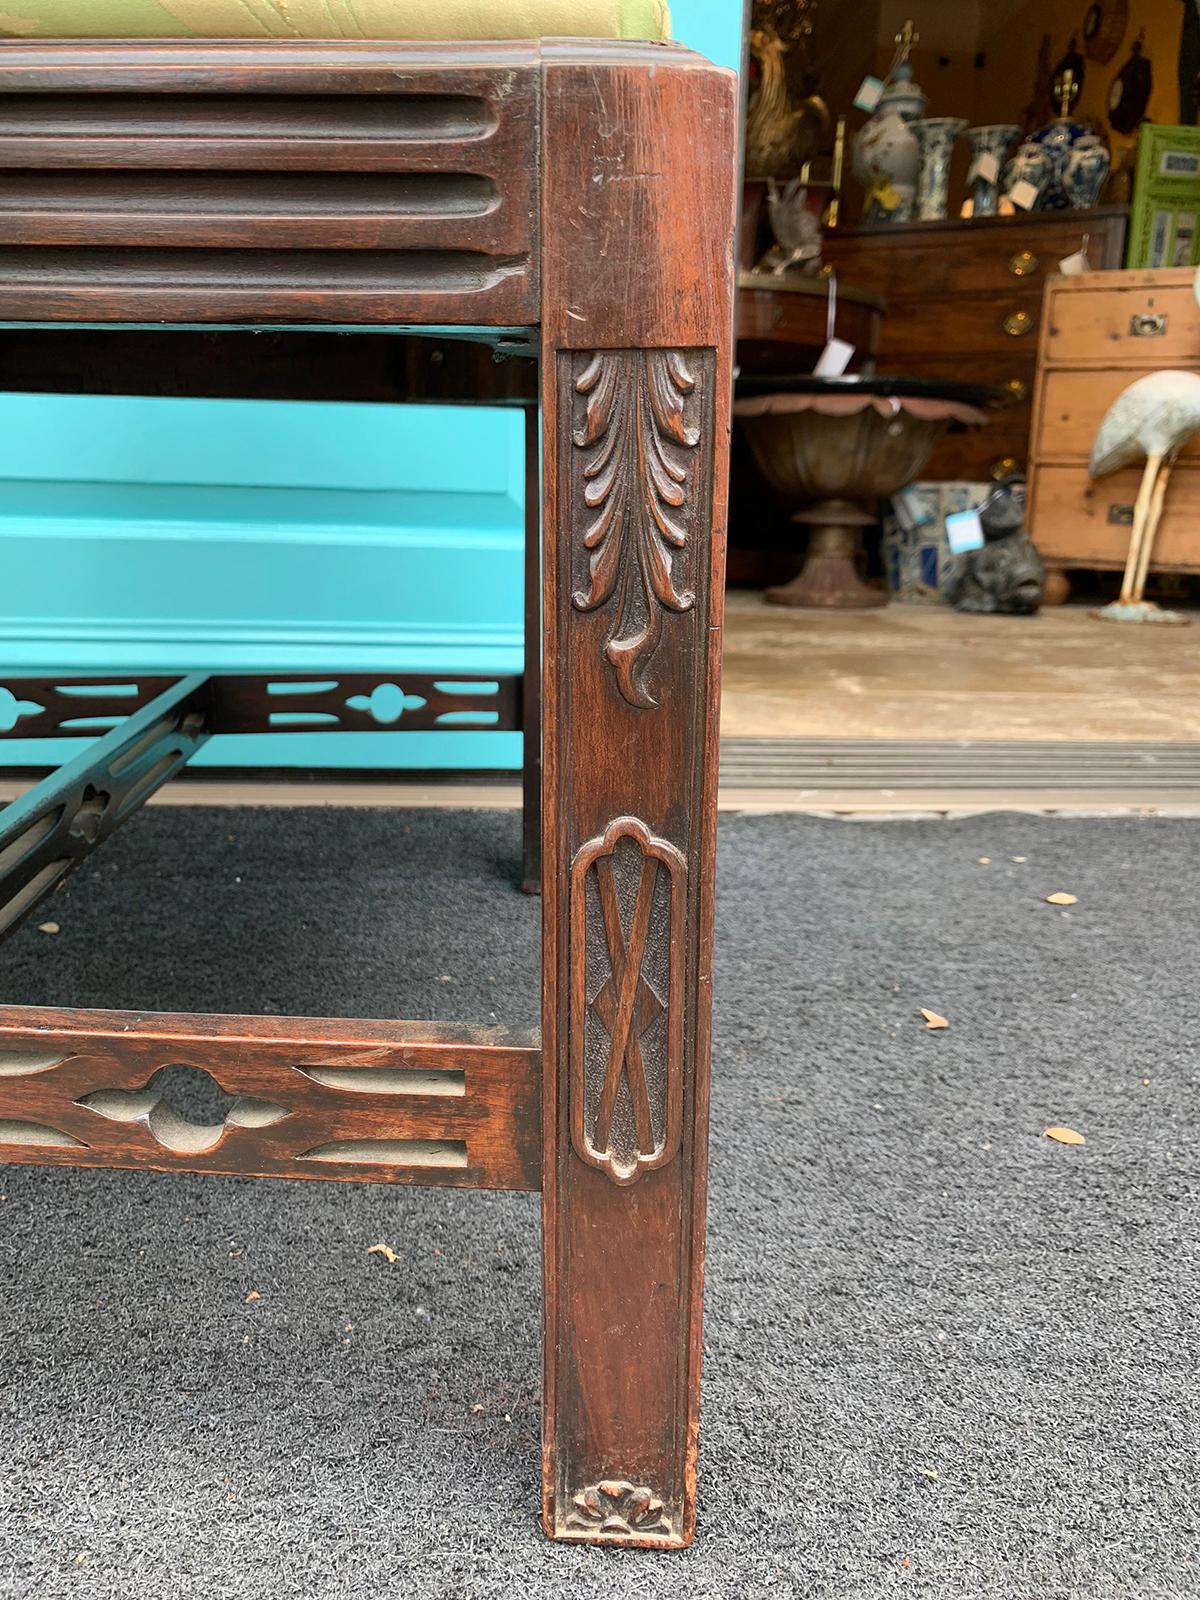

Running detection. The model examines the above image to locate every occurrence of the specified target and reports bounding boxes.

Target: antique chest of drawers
[1027,266,1200,597]
[822,206,1127,481]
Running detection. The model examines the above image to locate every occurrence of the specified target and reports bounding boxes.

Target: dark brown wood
[210,674,521,735]
[0,38,737,1551]
[0,673,521,738]
[522,406,543,896]
[0,328,537,406]
[822,206,1127,479]
[736,269,884,374]
[0,675,209,943]
[0,1007,540,1191]
[540,49,737,1550]
[0,40,540,326]
[823,208,1129,298]
[0,676,177,739]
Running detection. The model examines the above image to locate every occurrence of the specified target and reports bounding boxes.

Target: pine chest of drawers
[822,207,1127,481]
[1027,266,1200,597]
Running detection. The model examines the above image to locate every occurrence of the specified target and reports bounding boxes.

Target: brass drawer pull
[1008,250,1039,277]
[1130,312,1168,336]
[990,456,1021,481]
[1003,376,1029,403]
[1003,309,1034,337]
[1108,502,1135,525]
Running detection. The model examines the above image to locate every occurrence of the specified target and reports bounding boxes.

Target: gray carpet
[0,807,1197,1600]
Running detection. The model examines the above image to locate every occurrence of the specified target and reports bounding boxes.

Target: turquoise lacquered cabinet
[0,1,742,773]
[0,391,526,770]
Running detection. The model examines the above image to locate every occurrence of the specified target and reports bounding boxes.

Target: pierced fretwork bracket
[0,673,522,740]
[0,674,210,944]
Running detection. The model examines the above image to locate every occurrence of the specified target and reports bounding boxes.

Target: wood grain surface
[0,40,541,326]
[0,674,522,739]
[0,1007,541,1191]
[539,48,737,1549]
[0,38,737,1549]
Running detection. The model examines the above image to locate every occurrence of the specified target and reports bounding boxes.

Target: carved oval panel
[569,817,687,1185]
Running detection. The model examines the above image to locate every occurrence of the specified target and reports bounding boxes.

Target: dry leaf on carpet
[368,1242,398,1264]
[920,1008,949,1030]
[1044,1126,1085,1145]
[1045,892,1078,906]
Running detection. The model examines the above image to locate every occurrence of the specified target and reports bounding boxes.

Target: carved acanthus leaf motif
[572,350,700,709]
[567,1478,673,1539]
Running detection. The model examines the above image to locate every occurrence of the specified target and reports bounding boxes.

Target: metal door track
[718,737,1200,795]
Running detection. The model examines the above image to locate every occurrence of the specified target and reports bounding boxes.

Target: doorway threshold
[715,737,1200,814]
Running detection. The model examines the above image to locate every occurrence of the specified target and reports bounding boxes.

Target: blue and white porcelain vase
[912,118,966,222]
[964,124,1021,217]
[852,60,927,225]
[1020,72,1111,210]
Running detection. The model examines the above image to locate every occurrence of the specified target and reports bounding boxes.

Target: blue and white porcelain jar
[1020,72,1111,210]
[1063,132,1112,209]
[1003,141,1054,209]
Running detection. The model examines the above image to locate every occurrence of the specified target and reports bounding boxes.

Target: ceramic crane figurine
[1088,369,1200,622]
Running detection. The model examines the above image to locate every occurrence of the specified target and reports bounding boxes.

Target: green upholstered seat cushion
[0,0,670,40]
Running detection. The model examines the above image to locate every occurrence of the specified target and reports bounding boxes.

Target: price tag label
[892,487,935,532]
[970,151,1000,186]
[853,75,885,112]
[1058,249,1091,275]
[1009,178,1040,211]
[814,338,855,377]
[945,508,986,554]
[891,495,916,533]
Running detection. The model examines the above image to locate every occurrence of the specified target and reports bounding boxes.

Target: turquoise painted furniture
[0,0,741,775]
[0,389,527,771]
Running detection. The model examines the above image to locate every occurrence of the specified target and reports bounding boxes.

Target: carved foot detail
[567,1479,674,1540]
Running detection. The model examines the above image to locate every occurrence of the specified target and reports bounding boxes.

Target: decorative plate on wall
[1083,0,1129,66]
[1109,32,1152,134]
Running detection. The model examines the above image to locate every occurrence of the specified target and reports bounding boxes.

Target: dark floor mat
[0,807,1196,1600]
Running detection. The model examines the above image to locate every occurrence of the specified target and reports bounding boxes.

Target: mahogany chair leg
[0,36,737,1554]
[538,53,737,1548]
[522,403,542,896]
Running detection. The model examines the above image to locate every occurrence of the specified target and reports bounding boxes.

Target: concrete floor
[720,591,1200,743]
